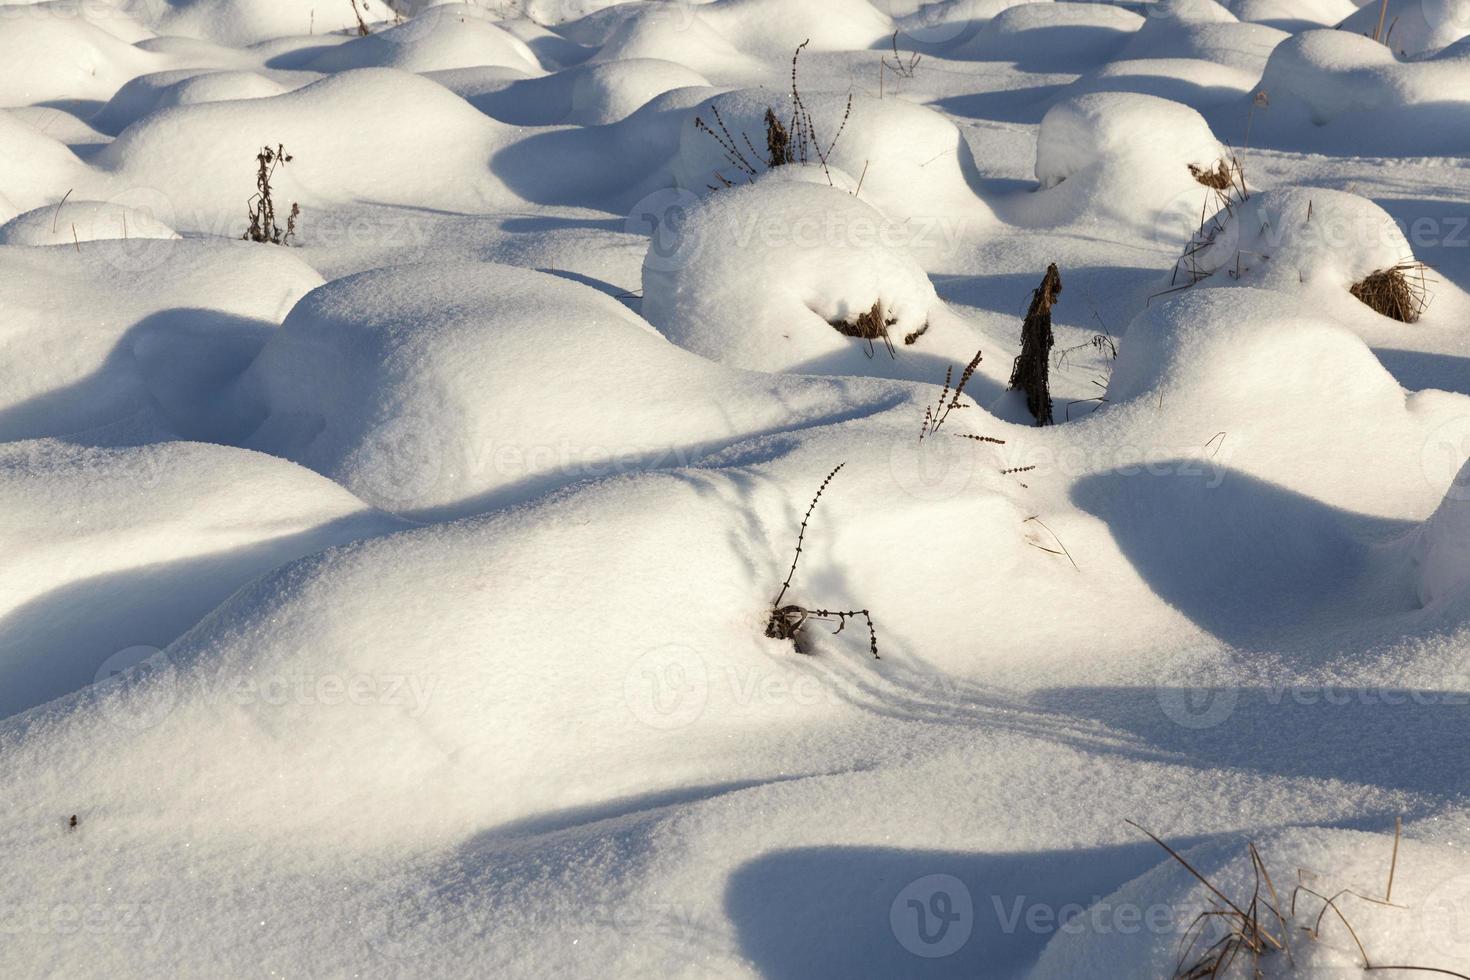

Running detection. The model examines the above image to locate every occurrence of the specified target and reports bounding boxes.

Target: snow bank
[0,240,322,443]
[569,58,710,124]
[670,87,987,233]
[641,177,991,382]
[1030,823,1470,979]
[0,439,398,719]
[0,111,87,211]
[1025,92,1230,242]
[0,199,179,246]
[305,8,541,74]
[0,15,162,106]
[1108,287,1466,516]
[1059,56,1258,110]
[145,0,399,46]
[1172,187,1424,321]
[1248,29,1470,153]
[93,68,516,230]
[1121,1,1288,74]
[1412,459,1470,607]
[1228,0,1357,31]
[954,2,1145,69]
[242,260,890,514]
[1339,0,1470,57]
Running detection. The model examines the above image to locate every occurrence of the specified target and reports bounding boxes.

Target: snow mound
[1027,92,1229,241]
[1339,0,1470,57]
[0,15,162,106]
[241,260,885,514]
[1228,0,1356,31]
[641,177,989,381]
[1248,30,1470,153]
[146,0,399,46]
[569,58,710,124]
[0,438,398,720]
[955,2,1145,69]
[1412,459,1470,607]
[0,112,87,211]
[94,68,515,229]
[1108,287,1465,516]
[0,240,323,443]
[1029,823,1470,979]
[670,87,986,232]
[0,199,179,246]
[1172,187,1424,321]
[1122,2,1288,74]
[305,8,541,74]
[1060,56,1258,110]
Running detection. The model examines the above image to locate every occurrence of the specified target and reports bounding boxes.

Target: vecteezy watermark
[353,413,447,509]
[630,187,704,274]
[888,428,980,502]
[876,0,976,44]
[890,874,974,958]
[624,644,710,730]
[93,645,179,731]
[1419,872,1470,963]
[1422,0,1470,32]
[992,894,1180,938]
[209,671,438,716]
[1156,651,1239,730]
[1421,416,1470,502]
[0,901,167,943]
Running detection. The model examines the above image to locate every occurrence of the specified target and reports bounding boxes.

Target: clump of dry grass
[829,300,898,357]
[1009,264,1062,426]
[1128,818,1469,980]
[695,40,853,190]
[765,463,879,659]
[243,144,299,245]
[1350,262,1430,323]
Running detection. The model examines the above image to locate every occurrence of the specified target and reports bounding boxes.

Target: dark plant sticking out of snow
[879,29,921,98]
[828,300,898,358]
[243,144,299,246]
[1128,818,1470,980]
[765,463,879,659]
[695,40,853,189]
[1351,262,1430,323]
[348,0,371,35]
[919,349,1006,449]
[1160,157,1251,295]
[1010,264,1061,426]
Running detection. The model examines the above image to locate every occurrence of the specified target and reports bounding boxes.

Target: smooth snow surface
[3,1,1470,978]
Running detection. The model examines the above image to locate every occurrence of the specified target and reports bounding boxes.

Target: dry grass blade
[1024,516,1078,571]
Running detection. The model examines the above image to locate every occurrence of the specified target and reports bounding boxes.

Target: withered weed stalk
[695,40,853,190]
[1009,263,1061,426]
[1128,818,1470,980]
[766,463,879,659]
[879,30,921,97]
[243,144,299,245]
[348,0,371,35]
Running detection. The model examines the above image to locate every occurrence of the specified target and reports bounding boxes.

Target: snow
[4,1,1470,978]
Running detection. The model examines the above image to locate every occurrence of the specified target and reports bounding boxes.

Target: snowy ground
[3,0,1470,977]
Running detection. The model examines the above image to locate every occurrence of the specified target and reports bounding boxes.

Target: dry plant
[829,300,899,357]
[1009,264,1061,426]
[1055,333,1116,420]
[1350,262,1431,323]
[243,144,299,245]
[880,30,921,97]
[918,349,1007,447]
[348,0,371,34]
[695,40,853,189]
[765,463,880,659]
[1128,818,1470,980]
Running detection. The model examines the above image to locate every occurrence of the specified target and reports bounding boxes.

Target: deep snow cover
[2,1,1470,978]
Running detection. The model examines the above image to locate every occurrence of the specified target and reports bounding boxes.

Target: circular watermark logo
[889,429,979,502]
[1423,0,1470,32]
[630,187,704,275]
[878,0,975,45]
[354,414,446,510]
[92,187,180,275]
[1153,185,1225,254]
[1421,416,1470,502]
[890,874,974,957]
[94,645,179,731]
[1419,872,1470,963]
[624,644,708,730]
[1156,653,1238,730]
